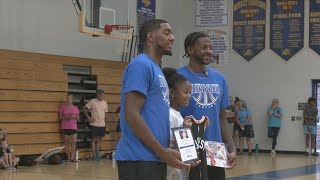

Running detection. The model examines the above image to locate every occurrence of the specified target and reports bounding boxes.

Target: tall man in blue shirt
[115,19,190,180]
[178,32,236,180]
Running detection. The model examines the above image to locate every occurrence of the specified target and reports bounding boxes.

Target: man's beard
[163,50,173,56]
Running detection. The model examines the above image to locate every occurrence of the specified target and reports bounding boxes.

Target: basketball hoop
[104,24,134,53]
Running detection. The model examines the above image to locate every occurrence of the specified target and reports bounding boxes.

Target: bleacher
[0,49,126,158]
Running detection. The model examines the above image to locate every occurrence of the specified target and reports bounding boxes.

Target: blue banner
[232,0,266,62]
[270,0,304,62]
[137,0,156,31]
[309,0,320,55]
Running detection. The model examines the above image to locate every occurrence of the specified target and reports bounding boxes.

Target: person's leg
[311,134,316,149]
[91,137,98,159]
[8,153,14,167]
[246,137,252,154]
[2,153,10,168]
[303,125,310,155]
[188,164,201,180]
[117,161,167,180]
[136,161,167,180]
[70,133,77,161]
[272,127,280,150]
[239,137,244,153]
[117,161,137,180]
[96,136,103,160]
[207,166,226,180]
[63,134,71,160]
[0,158,3,169]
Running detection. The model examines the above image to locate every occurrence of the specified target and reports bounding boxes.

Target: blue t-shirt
[177,66,229,142]
[115,53,170,161]
[268,107,283,127]
[237,108,252,125]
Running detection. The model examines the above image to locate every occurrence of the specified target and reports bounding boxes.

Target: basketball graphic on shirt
[159,75,170,106]
[191,83,220,108]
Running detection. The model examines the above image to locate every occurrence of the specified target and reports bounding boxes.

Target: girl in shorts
[59,94,80,162]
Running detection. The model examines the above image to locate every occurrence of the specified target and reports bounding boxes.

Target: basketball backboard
[78,0,134,40]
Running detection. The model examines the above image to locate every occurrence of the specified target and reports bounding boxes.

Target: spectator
[0,128,19,168]
[236,100,253,155]
[0,139,16,170]
[233,97,240,148]
[83,89,110,160]
[115,19,189,180]
[226,96,236,134]
[267,98,283,154]
[303,97,318,156]
[59,94,80,162]
[115,106,121,133]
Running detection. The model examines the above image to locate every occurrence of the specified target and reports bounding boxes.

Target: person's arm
[267,107,273,116]
[274,108,283,118]
[220,109,236,168]
[83,106,92,122]
[236,115,243,128]
[244,114,252,126]
[125,91,189,169]
[59,106,64,121]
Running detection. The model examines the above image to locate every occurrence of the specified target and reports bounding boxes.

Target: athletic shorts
[61,129,77,135]
[304,125,317,135]
[90,126,106,137]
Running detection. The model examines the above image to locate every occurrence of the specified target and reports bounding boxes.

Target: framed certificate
[171,127,198,163]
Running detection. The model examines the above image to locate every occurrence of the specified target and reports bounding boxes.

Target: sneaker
[248,152,253,156]
[312,152,319,156]
[305,152,310,156]
[271,150,276,154]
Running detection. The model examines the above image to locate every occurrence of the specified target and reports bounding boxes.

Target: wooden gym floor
[0,153,319,180]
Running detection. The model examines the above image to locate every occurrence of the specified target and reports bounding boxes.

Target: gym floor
[0,153,319,180]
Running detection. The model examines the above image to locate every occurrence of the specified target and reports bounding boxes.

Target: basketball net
[104,25,134,54]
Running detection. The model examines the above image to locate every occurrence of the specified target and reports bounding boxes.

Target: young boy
[303,97,319,156]
[0,139,16,170]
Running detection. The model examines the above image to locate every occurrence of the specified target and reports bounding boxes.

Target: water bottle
[255,144,259,154]
[112,151,115,160]
[75,151,79,161]
[96,151,100,161]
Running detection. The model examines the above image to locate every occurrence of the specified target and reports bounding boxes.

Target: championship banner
[309,0,320,56]
[206,29,227,66]
[232,0,266,62]
[137,0,155,31]
[196,0,228,27]
[270,0,304,62]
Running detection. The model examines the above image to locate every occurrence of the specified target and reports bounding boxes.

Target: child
[0,139,16,170]
[163,67,193,180]
[303,97,318,156]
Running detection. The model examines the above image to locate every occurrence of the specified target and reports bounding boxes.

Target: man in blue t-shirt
[267,98,283,154]
[115,19,190,180]
[178,32,236,180]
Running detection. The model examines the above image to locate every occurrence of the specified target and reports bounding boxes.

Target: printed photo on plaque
[171,127,198,163]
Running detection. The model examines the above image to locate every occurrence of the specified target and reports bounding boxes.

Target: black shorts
[239,125,254,138]
[208,166,226,180]
[0,148,11,158]
[90,126,106,137]
[117,161,167,180]
[61,129,77,135]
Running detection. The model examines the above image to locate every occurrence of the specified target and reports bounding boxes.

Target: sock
[306,148,309,153]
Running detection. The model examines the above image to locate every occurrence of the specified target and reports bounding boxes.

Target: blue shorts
[304,125,317,135]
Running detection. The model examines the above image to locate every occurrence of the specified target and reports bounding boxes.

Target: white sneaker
[271,150,276,154]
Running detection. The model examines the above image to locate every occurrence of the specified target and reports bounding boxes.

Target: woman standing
[59,94,80,162]
[236,100,253,155]
[267,98,283,154]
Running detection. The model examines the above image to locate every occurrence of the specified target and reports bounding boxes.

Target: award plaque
[171,127,198,163]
